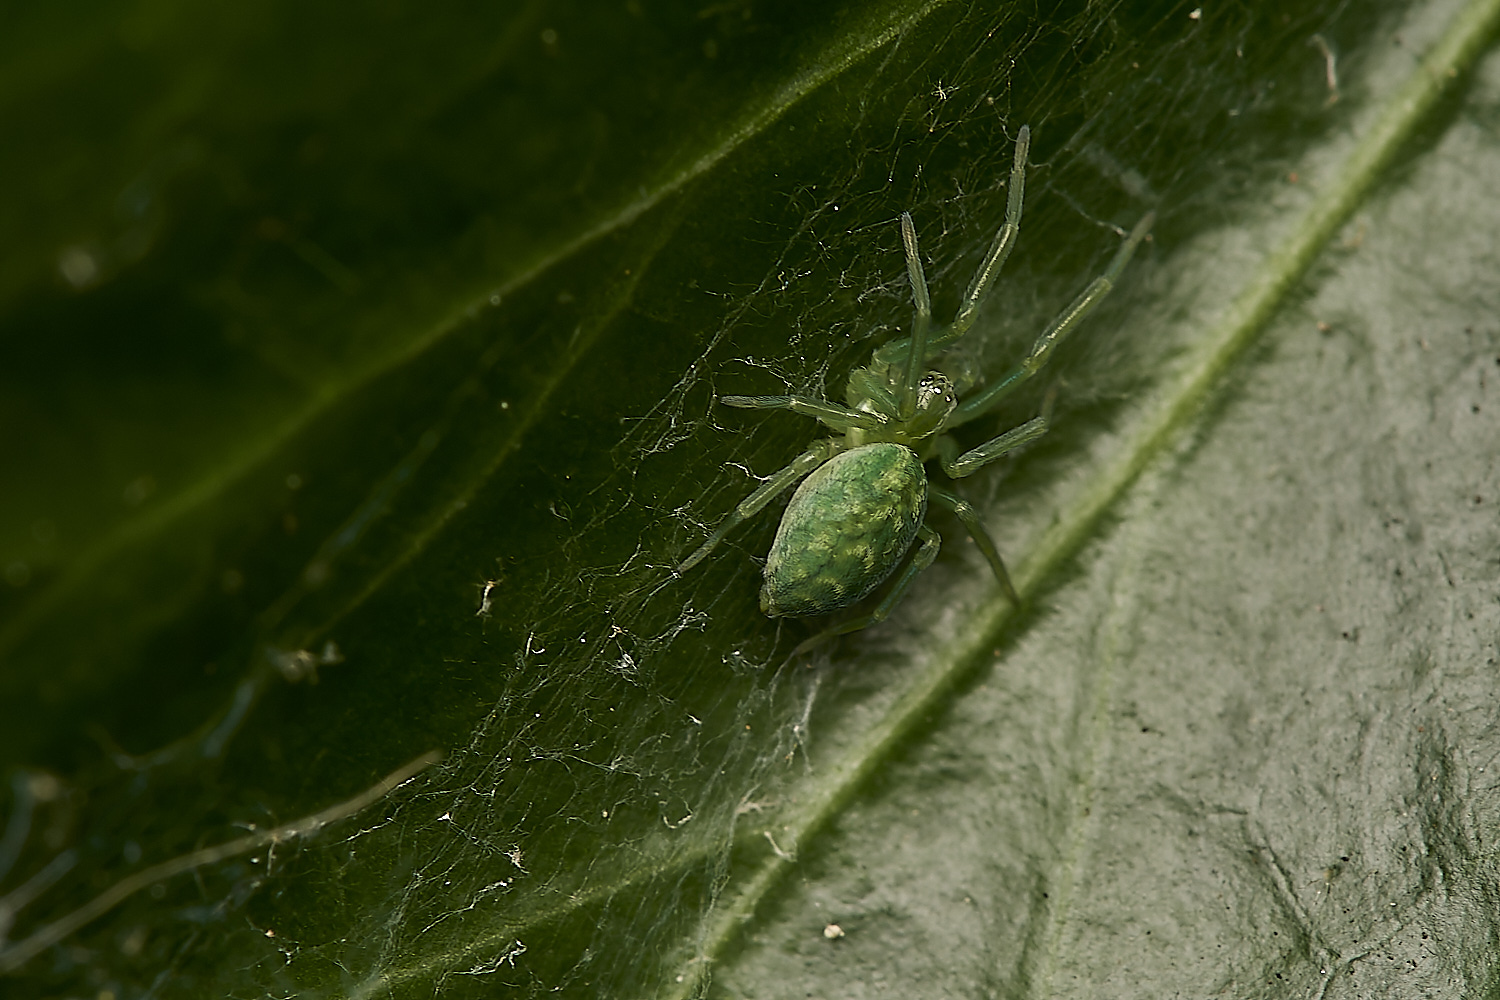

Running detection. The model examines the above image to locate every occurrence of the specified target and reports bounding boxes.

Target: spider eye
[916,372,956,409]
[908,372,957,438]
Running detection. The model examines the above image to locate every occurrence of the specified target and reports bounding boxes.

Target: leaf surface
[2,1,1498,997]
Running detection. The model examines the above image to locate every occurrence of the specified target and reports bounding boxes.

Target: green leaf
[3,0,1499,996]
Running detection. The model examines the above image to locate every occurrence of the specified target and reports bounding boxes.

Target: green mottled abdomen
[760,443,927,617]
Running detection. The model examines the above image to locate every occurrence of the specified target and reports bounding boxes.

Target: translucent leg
[938,414,1048,479]
[949,124,1030,344]
[675,438,844,574]
[950,209,1155,428]
[719,394,882,434]
[789,524,941,658]
[874,125,1031,370]
[898,211,932,418]
[929,486,1019,605]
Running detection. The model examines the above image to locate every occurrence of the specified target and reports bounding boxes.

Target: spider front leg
[950,209,1155,428]
[948,123,1030,346]
[877,124,1031,374]
[676,438,844,575]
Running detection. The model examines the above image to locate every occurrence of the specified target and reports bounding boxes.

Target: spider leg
[720,395,882,433]
[898,211,932,418]
[929,486,1019,605]
[949,210,1154,428]
[938,415,1048,479]
[948,124,1029,346]
[676,438,845,575]
[789,524,941,658]
[876,125,1032,371]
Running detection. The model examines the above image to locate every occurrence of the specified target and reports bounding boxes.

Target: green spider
[678,126,1153,646]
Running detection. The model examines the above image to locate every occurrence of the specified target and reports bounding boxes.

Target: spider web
[0,0,1436,996]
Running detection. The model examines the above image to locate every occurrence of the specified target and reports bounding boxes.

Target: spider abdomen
[760,443,927,618]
